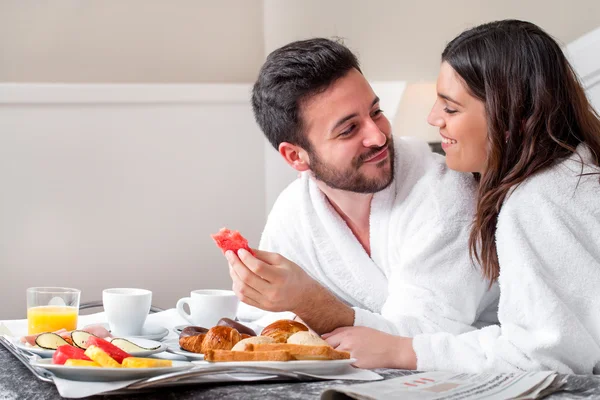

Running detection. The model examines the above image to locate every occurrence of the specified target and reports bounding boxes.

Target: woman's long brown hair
[442,20,600,282]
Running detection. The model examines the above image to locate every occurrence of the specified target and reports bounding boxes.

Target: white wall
[0,84,265,319]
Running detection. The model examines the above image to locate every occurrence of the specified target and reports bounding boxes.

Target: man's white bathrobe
[259,137,499,336]
[413,145,600,374]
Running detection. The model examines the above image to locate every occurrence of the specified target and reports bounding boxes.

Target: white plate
[163,339,204,360]
[14,340,56,358]
[193,358,357,375]
[14,337,167,358]
[32,359,194,382]
[87,323,169,341]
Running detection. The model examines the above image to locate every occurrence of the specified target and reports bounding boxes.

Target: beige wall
[264,0,600,81]
[3,0,599,83]
[0,0,264,83]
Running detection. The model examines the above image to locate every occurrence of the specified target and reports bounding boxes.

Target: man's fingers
[239,294,262,309]
[238,249,279,282]
[226,250,270,292]
[231,278,262,307]
[249,249,285,266]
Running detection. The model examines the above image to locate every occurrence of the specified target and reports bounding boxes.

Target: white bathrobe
[258,137,499,336]
[413,145,600,374]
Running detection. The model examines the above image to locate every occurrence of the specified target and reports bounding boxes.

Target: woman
[324,20,600,374]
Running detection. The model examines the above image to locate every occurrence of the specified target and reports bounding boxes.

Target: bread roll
[231,336,276,351]
[287,331,330,347]
[260,320,308,343]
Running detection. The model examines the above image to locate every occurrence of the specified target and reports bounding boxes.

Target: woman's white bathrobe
[258,137,499,336]
[413,145,600,374]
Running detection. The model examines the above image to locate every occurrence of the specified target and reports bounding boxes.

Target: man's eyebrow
[331,96,380,132]
[438,93,463,107]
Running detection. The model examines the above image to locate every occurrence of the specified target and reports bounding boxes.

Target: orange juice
[27,306,78,335]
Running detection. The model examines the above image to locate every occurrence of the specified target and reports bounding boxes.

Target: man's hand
[226,248,318,313]
[323,326,417,370]
[226,249,354,333]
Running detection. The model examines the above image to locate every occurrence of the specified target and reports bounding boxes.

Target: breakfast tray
[0,335,322,396]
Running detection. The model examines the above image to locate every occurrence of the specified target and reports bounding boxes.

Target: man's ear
[278,142,310,172]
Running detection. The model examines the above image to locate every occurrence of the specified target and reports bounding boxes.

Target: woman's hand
[323,326,417,370]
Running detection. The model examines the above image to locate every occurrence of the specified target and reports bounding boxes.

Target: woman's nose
[427,107,444,127]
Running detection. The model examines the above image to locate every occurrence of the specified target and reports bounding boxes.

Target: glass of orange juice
[26,287,81,335]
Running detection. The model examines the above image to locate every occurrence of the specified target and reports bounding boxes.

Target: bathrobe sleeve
[412,174,600,374]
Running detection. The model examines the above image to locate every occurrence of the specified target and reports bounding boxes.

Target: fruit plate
[31,359,194,382]
[14,337,167,358]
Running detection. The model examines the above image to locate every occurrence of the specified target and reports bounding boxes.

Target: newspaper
[321,370,566,400]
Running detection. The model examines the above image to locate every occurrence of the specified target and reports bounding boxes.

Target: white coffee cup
[102,288,152,336]
[176,289,239,327]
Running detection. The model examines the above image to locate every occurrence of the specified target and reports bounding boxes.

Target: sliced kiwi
[35,332,70,350]
[70,330,99,349]
[110,337,160,352]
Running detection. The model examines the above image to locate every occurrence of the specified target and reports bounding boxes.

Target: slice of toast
[247,343,351,360]
[205,349,294,362]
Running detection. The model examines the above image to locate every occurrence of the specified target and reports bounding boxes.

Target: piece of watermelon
[211,228,255,256]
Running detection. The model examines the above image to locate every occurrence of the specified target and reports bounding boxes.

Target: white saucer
[173,325,189,334]
[88,323,169,341]
[163,339,204,360]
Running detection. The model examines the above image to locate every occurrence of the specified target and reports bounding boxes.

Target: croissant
[201,326,242,353]
[179,333,206,353]
[260,319,309,343]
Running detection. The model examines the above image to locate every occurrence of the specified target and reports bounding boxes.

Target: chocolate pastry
[179,326,209,338]
[217,318,256,336]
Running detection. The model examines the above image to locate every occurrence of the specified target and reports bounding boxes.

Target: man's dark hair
[251,38,361,150]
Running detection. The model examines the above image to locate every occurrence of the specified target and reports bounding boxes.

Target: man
[225,38,498,336]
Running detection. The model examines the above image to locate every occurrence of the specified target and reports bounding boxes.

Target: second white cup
[176,289,239,327]
[103,288,152,336]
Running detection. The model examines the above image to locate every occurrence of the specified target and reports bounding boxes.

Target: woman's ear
[278,142,310,172]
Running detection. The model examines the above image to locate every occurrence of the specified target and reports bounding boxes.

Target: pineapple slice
[84,345,121,368]
[64,359,100,367]
[121,357,173,368]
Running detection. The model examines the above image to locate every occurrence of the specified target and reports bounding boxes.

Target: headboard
[566,26,600,112]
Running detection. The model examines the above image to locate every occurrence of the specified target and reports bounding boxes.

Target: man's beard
[308,138,395,194]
